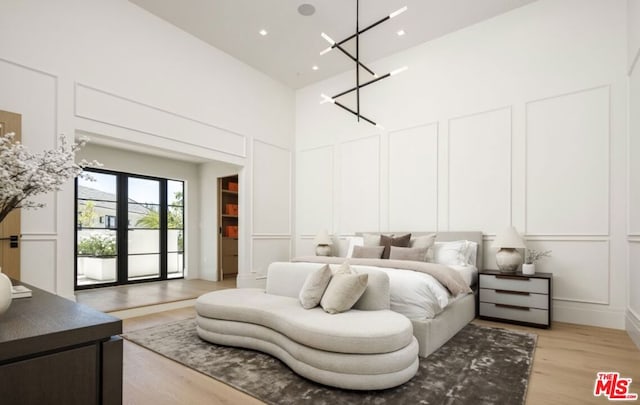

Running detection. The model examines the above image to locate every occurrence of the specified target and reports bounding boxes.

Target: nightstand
[478,269,552,328]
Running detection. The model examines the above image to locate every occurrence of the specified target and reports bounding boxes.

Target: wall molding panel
[525,85,610,236]
[448,106,512,234]
[296,145,334,236]
[251,238,291,276]
[338,135,381,234]
[0,57,59,235]
[388,122,438,231]
[74,83,247,158]
[526,239,610,305]
[252,139,292,236]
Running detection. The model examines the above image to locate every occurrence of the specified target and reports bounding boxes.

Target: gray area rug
[123,319,536,405]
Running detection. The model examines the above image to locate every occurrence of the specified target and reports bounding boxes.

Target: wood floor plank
[76,278,235,312]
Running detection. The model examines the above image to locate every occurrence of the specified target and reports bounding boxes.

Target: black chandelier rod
[332,43,376,77]
[332,71,392,99]
[334,100,377,127]
[356,0,360,121]
[334,14,392,48]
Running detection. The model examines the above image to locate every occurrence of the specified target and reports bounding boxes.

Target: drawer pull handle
[495,289,530,296]
[495,303,530,311]
[496,275,530,281]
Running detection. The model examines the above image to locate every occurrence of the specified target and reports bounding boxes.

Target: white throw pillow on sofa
[299,265,332,309]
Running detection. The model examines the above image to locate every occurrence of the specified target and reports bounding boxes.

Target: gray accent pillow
[298,265,332,309]
[389,246,429,262]
[409,233,437,261]
[380,233,411,259]
[352,245,385,259]
[320,272,369,314]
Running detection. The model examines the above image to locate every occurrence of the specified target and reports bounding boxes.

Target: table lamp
[493,226,526,273]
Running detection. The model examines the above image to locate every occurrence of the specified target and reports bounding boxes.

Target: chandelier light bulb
[389,6,408,19]
[390,66,408,76]
[321,32,336,45]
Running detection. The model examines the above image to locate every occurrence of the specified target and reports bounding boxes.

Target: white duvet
[350,264,476,320]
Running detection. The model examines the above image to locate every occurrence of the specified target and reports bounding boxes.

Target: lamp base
[315,244,331,256]
[496,248,522,273]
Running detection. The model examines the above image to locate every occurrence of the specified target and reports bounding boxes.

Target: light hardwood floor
[123,308,640,405]
[76,279,235,312]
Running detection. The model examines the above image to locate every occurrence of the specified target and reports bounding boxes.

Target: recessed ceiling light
[259,29,268,36]
[298,4,316,16]
[312,65,319,71]
[397,29,406,36]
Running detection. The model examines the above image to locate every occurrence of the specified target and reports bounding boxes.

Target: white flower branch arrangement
[524,249,552,265]
[0,132,98,223]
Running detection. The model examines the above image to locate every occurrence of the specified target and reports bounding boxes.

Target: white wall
[627,0,640,348]
[0,0,294,298]
[295,0,629,328]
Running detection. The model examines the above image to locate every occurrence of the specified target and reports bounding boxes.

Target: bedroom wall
[295,0,629,328]
[0,0,294,298]
[627,0,640,347]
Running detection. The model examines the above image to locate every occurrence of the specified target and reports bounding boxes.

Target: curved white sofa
[196,262,419,390]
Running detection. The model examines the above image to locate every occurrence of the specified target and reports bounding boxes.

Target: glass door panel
[167,180,184,279]
[76,172,118,286]
[128,177,160,281]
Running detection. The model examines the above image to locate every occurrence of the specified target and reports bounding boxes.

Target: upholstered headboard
[355,231,484,269]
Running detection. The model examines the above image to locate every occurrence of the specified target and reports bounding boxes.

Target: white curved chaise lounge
[196,263,419,390]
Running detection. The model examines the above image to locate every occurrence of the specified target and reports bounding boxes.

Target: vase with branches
[0,132,97,223]
[522,249,552,275]
[0,131,96,314]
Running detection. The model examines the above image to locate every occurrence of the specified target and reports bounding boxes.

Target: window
[75,168,185,289]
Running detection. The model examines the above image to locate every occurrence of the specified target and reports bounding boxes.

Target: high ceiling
[129,0,538,89]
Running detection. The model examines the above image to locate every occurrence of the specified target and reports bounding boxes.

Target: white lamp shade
[493,226,526,249]
[313,229,333,245]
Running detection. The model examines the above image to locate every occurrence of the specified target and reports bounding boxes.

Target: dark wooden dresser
[0,283,122,405]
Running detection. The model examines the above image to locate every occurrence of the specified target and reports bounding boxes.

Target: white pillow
[432,240,470,266]
[298,265,332,309]
[345,236,364,257]
[466,241,478,266]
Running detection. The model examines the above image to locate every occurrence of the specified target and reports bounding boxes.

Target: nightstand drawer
[479,274,548,294]
[479,288,549,309]
[479,302,549,325]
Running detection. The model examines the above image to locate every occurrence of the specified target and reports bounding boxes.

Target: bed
[295,231,483,358]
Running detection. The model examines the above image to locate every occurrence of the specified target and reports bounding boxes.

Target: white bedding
[447,264,478,287]
[347,265,451,320]
[332,263,476,321]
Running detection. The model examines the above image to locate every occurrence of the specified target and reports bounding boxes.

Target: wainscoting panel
[252,238,291,276]
[526,239,609,305]
[526,87,609,235]
[296,146,333,236]
[20,238,57,293]
[388,124,438,231]
[252,140,291,235]
[448,108,511,234]
[630,68,640,235]
[75,84,246,157]
[338,136,380,233]
[629,241,640,317]
[0,58,58,235]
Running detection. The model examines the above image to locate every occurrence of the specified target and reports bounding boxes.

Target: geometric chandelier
[319,0,408,128]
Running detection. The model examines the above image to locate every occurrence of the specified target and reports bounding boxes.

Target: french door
[75,168,184,289]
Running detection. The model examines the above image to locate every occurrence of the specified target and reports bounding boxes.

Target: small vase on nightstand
[522,263,535,275]
[0,267,12,316]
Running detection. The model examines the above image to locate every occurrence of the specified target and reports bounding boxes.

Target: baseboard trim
[108,298,197,319]
[553,303,625,329]
[626,309,640,350]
